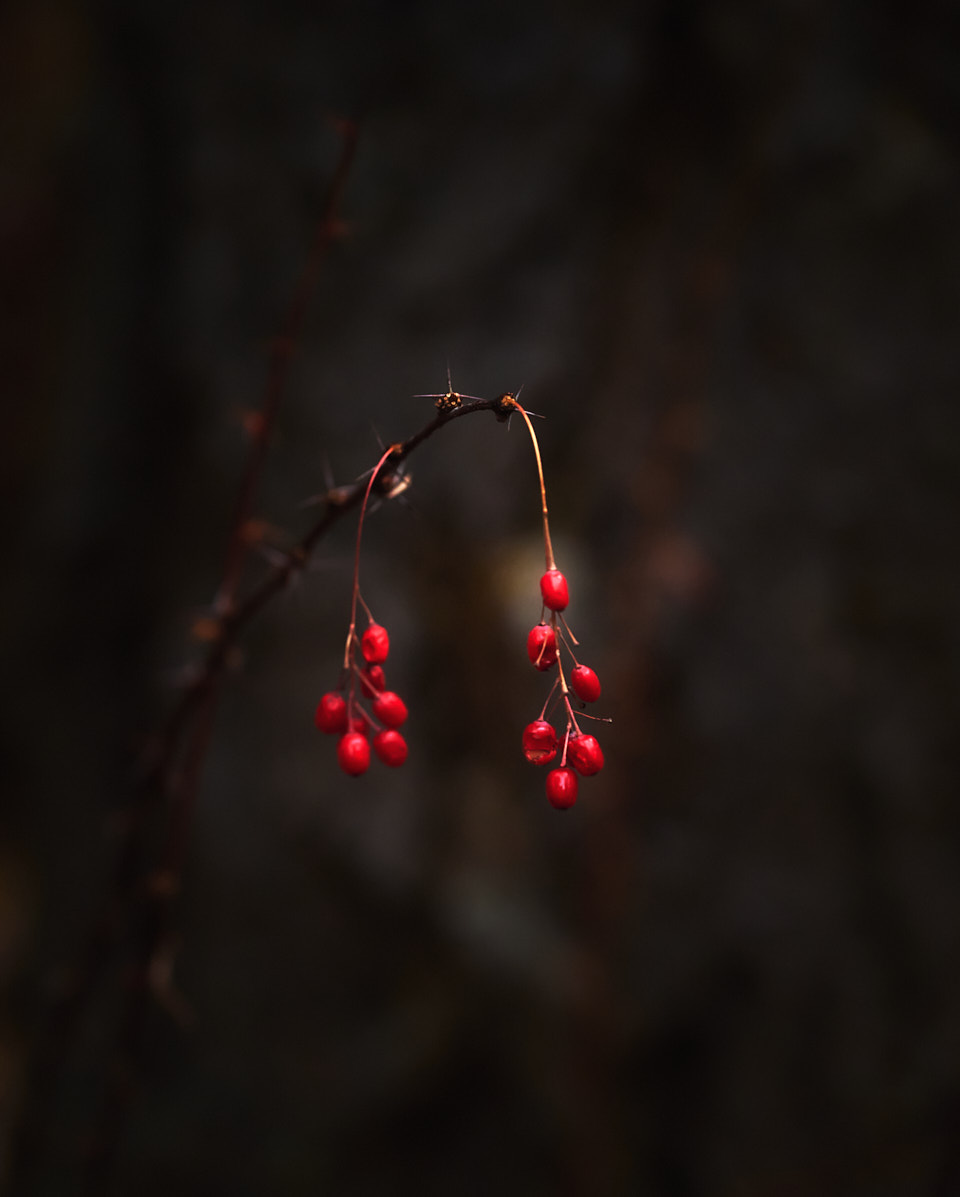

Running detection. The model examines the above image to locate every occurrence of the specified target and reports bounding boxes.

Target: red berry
[360,664,385,698]
[522,720,558,765]
[314,692,348,734]
[361,623,390,664]
[337,732,370,776]
[348,712,370,736]
[567,734,604,776]
[527,623,557,671]
[540,569,569,612]
[570,665,601,703]
[373,690,408,728]
[546,767,578,809]
[373,728,407,767]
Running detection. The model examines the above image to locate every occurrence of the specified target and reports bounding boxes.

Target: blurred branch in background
[3,1,959,1195]
[9,121,369,1192]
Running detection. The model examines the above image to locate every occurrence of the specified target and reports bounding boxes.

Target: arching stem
[504,396,556,571]
[343,444,400,669]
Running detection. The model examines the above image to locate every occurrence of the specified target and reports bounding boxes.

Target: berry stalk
[508,394,609,807]
[344,444,401,669]
[502,395,556,572]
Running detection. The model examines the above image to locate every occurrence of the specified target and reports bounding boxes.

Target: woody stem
[344,445,399,667]
[506,398,555,571]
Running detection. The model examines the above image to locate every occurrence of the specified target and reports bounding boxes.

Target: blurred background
[2,0,959,1194]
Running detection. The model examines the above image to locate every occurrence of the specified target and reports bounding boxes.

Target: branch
[216,119,359,616]
[11,394,513,1193]
[81,395,513,1188]
[10,120,365,1193]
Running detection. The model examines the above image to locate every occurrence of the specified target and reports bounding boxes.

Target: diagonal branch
[215,119,359,616]
[11,392,513,1193]
[81,395,515,1189]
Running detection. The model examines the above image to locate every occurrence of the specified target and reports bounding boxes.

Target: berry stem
[344,444,400,669]
[551,614,583,737]
[555,622,580,664]
[557,611,580,648]
[560,725,571,767]
[503,396,556,572]
[356,591,375,625]
[538,675,561,721]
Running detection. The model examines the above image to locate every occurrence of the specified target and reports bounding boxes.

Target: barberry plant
[501,394,609,810]
[312,388,607,806]
[315,444,410,775]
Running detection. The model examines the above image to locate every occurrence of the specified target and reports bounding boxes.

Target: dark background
[3,1,960,1194]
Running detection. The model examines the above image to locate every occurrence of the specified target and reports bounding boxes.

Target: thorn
[414,368,485,412]
[494,393,516,422]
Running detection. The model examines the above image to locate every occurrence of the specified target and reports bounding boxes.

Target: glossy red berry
[373,728,407,767]
[527,623,558,671]
[546,767,578,809]
[373,691,408,728]
[360,664,385,698]
[361,623,390,664]
[348,713,370,736]
[522,720,558,765]
[570,665,601,703]
[539,569,569,612]
[567,734,604,776]
[337,732,370,776]
[314,692,348,734]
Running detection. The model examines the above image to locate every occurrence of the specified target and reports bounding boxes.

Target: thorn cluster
[414,365,484,413]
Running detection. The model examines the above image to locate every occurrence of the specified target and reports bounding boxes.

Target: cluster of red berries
[524,567,605,810]
[314,620,409,776]
[311,395,607,802]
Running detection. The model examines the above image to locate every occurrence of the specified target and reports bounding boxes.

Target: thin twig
[10,121,358,1193]
[84,397,511,1184]
[9,394,511,1193]
[215,120,359,616]
[82,682,222,1193]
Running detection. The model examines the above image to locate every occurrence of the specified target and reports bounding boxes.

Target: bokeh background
[3,1,960,1194]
